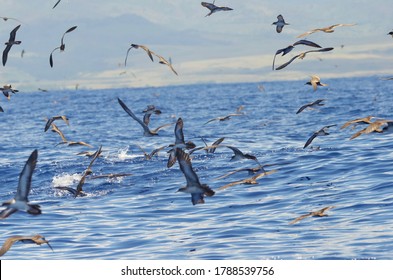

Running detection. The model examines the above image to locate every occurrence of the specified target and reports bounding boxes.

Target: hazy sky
[0,0,392,91]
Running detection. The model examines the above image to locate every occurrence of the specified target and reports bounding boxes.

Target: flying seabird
[204,113,243,124]
[341,116,375,129]
[0,84,19,100]
[0,16,22,23]
[189,137,225,155]
[0,234,53,257]
[303,125,336,149]
[297,23,356,38]
[296,99,325,114]
[305,75,328,91]
[272,39,322,70]
[272,14,289,33]
[3,25,21,66]
[289,206,334,225]
[44,115,69,132]
[224,145,260,164]
[215,163,281,180]
[218,169,277,191]
[350,119,393,140]
[388,30,393,37]
[0,150,41,219]
[137,144,166,160]
[167,118,196,168]
[118,98,171,137]
[176,148,215,205]
[124,44,155,66]
[56,141,93,148]
[201,1,233,17]
[49,26,77,67]
[275,47,334,70]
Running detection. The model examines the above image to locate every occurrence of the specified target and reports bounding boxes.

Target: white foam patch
[116,147,139,161]
[52,173,82,187]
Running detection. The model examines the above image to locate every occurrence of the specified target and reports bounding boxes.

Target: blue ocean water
[1,76,393,260]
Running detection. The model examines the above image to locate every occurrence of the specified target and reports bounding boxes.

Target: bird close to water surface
[296,99,325,114]
[289,206,335,224]
[272,14,289,33]
[341,116,375,130]
[303,125,336,148]
[49,26,77,67]
[201,1,233,17]
[0,150,41,219]
[118,98,171,137]
[0,235,53,256]
[3,25,21,66]
[176,148,215,205]
[218,169,277,191]
[350,119,393,140]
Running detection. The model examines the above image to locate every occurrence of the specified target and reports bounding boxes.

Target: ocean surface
[1,76,393,260]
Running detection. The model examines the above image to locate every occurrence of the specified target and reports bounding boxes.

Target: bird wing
[16,150,38,202]
[296,103,311,114]
[296,28,320,38]
[292,39,322,48]
[9,24,21,42]
[60,26,77,46]
[139,45,155,62]
[51,123,67,142]
[225,145,244,157]
[52,0,62,9]
[2,44,12,66]
[86,146,102,170]
[124,46,135,67]
[118,98,152,135]
[275,54,300,70]
[174,118,185,144]
[191,193,205,205]
[218,179,246,191]
[305,47,334,54]
[176,149,201,186]
[44,118,55,132]
[303,132,318,148]
[208,137,225,153]
[0,208,18,220]
[151,123,171,134]
[289,213,312,224]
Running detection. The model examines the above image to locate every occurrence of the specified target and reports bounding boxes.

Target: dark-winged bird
[303,125,336,148]
[176,148,215,205]
[3,25,21,66]
[49,26,77,67]
[201,1,233,17]
[272,14,289,33]
[0,150,41,219]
